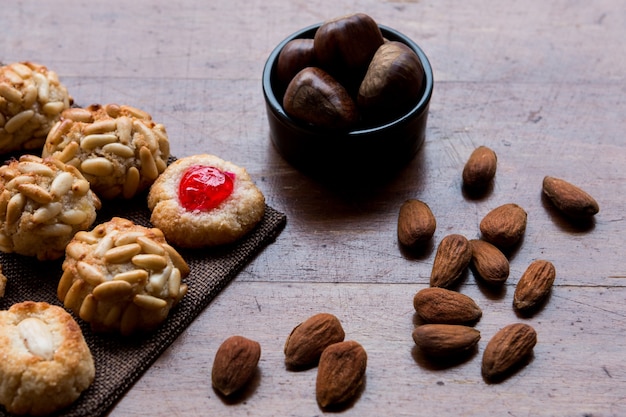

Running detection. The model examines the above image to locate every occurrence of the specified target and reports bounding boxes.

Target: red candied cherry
[178,165,235,211]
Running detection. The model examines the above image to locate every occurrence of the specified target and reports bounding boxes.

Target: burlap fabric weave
[0,184,286,416]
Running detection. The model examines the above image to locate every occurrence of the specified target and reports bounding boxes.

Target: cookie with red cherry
[147,154,265,248]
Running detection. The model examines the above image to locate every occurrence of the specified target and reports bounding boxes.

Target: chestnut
[276,38,316,91]
[282,67,358,129]
[357,41,425,124]
[313,13,384,93]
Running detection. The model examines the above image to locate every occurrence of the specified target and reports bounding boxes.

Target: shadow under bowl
[262,23,434,181]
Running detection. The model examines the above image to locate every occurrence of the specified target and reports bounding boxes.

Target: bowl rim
[262,22,434,136]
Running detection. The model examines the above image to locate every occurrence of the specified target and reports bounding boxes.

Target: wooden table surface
[3,0,625,416]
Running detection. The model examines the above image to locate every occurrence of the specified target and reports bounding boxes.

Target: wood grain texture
[1,0,625,415]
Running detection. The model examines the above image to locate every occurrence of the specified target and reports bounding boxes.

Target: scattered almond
[413,287,482,325]
[412,323,480,358]
[316,340,367,409]
[482,323,537,381]
[397,199,436,248]
[430,234,472,288]
[542,176,599,218]
[284,312,345,369]
[469,239,510,285]
[462,146,497,190]
[479,203,527,248]
[513,259,556,313]
[211,335,261,396]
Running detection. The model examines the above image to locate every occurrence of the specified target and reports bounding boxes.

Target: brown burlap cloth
[0,190,286,416]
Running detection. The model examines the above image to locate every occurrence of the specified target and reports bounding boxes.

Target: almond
[542,176,599,218]
[17,317,55,360]
[413,287,482,324]
[479,203,527,248]
[430,234,472,288]
[211,335,261,396]
[482,323,537,381]
[284,312,345,369]
[469,239,510,285]
[316,340,367,409]
[462,145,497,190]
[513,259,556,313]
[397,199,436,248]
[412,323,480,358]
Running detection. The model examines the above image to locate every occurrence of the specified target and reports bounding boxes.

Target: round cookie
[147,154,265,248]
[0,154,101,261]
[58,217,190,335]
[0,62,72,154]
[0,301,95,416]
[42,103,170,199]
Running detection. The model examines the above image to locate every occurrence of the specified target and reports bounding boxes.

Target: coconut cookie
[42,103,170,199]
[0,155,101,261]
[0,62,72,154]
[58,217,190,335]
[0,301,95,416]
[147,154,266,248]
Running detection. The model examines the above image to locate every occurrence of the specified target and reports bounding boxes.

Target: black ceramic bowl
[262,23,433,180]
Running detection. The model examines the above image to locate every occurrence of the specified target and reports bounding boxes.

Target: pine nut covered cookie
[0,155,101,261]
[0,62,72,154]
[58,217,189,335]
[42,103,170,199]
[0,301,95,416]
[147,154,266,248]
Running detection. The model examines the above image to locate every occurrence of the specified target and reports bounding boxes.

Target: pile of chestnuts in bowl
[262,12,433,180]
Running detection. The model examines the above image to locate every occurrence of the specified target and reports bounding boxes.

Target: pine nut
[9,63,32,78]
[39,223,72,236]
[62,107,93,123]
[139,146,159,180]
[17,183,53,204]
[123,105,151,120]
[103,142,135,158]
[133,293,167,310]
[22,85,38,108]
[79,294,96,322]
[103,305,123,327]
[66,241,88,259]
[57,269,75,300]
[17,160,54,176]
[93,234,115,257]
[113,269,149,285]
[114,231,143,246]
[116,116,133,144]
[42,101,65,115]
[163,243,190,277]
[63,279,88,312]
[6,193,26,224]
[72,231,100,244]
[105,104,121,117]
[59,209,88,225]
[71,178,91,195]
[136,236,165,255]
[77,261,106,286]
[134,120,158,151]
[45,118,73,147]
[148,264,172,293]
[49,171,74,196]
[33,71,50,102]
[6,174,35,189]
[0,190,10,217]
[122,166,140,199]
[131,253,168,270]
[81,157,114,176]
[32,202,62,223]
[168,268,182,298]
[104,243,142,263]
[80,134,118,151]
[83,119,117,135]
[0,82,22,103]
[4,110,35,133]
[93,280,133,301]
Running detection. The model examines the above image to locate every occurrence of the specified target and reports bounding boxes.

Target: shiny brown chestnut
[314,13,384,92]
[282,67,358,130]
[357,41,425,125]
[276,38,316,91]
